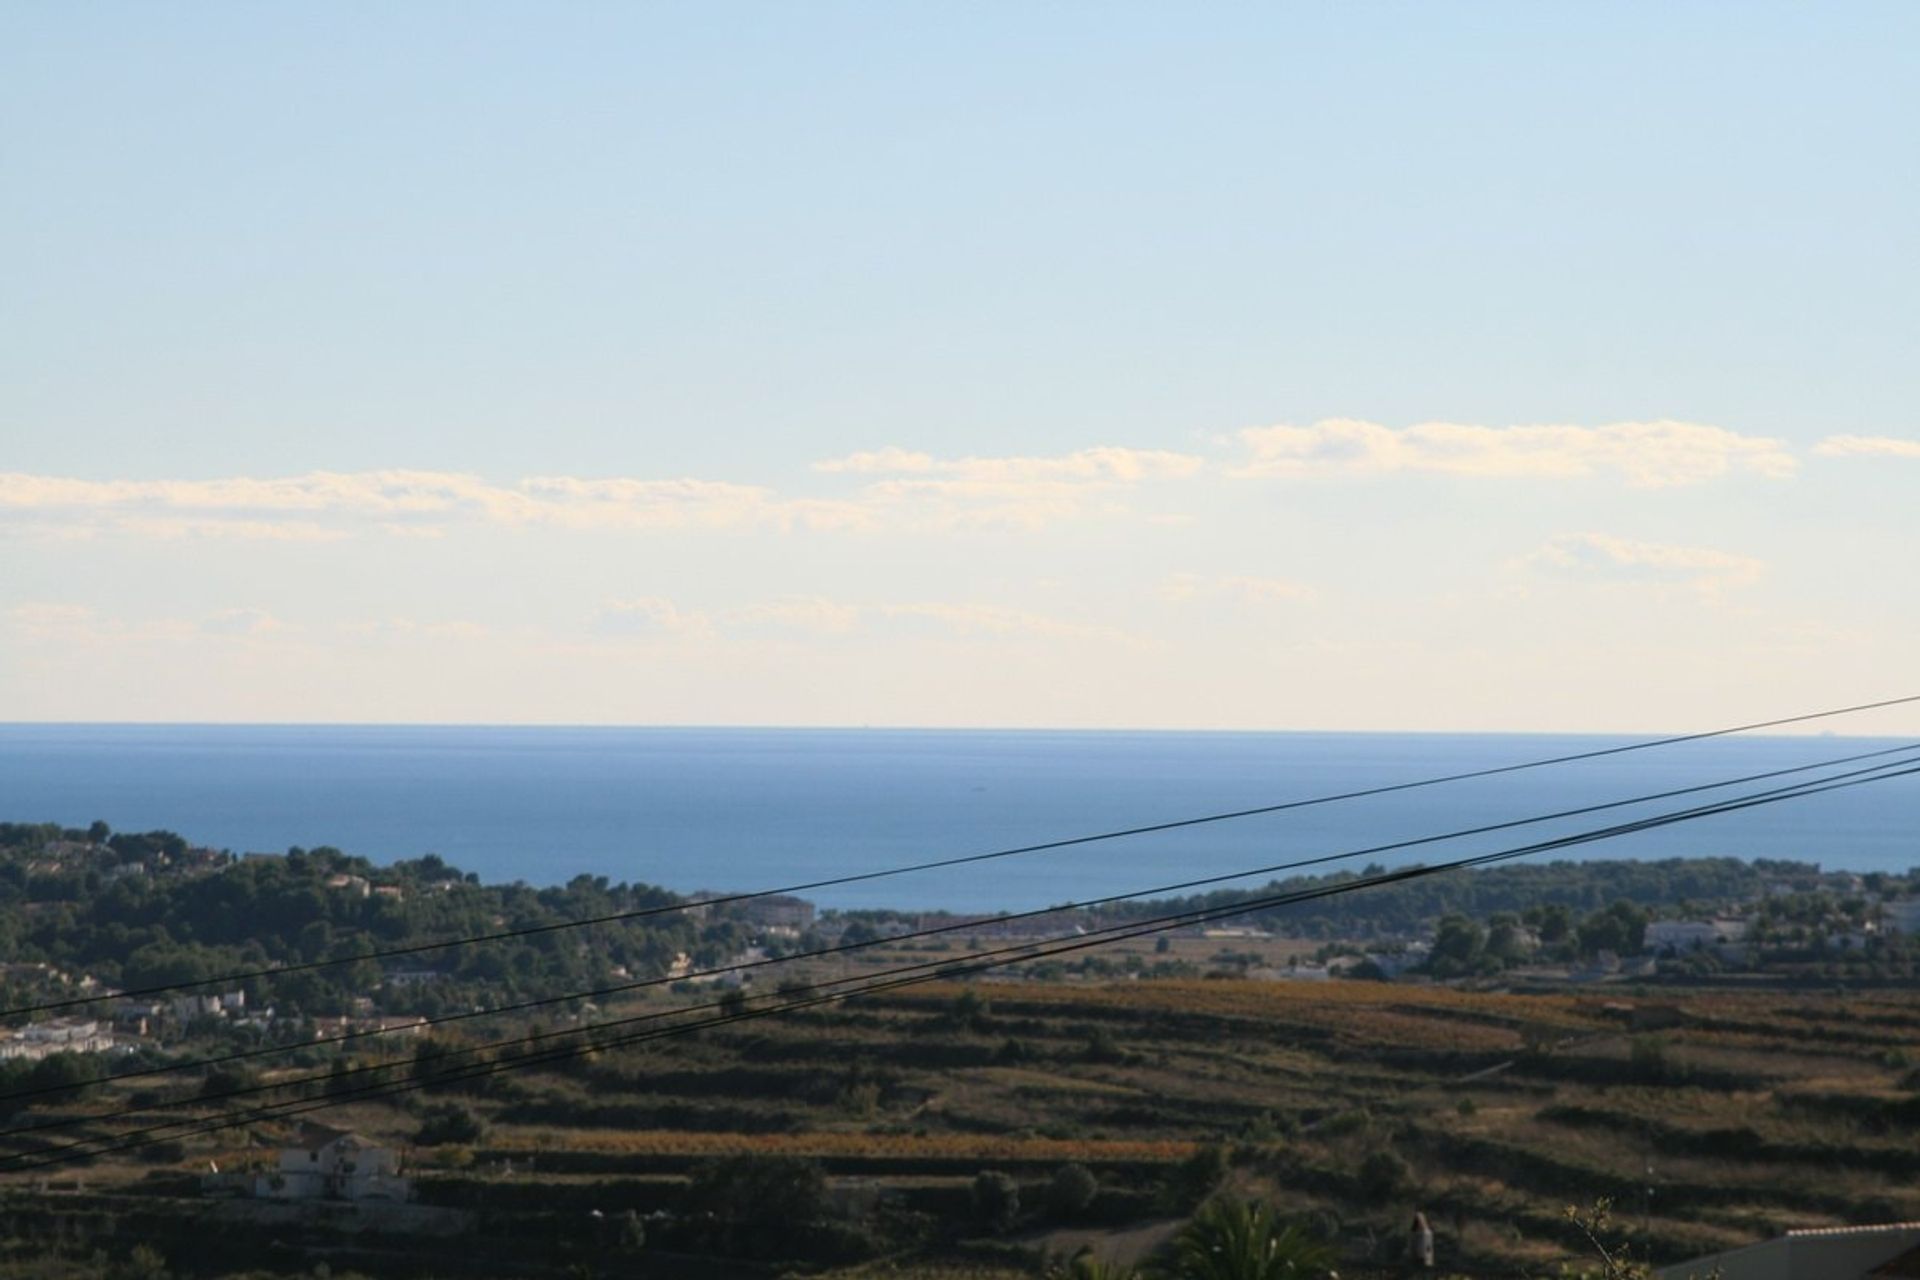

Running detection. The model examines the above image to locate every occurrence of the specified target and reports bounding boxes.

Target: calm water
[0,725,1913,912]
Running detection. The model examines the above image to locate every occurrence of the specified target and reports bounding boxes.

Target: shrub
[1162,1143,1230,1211]
[972,1170,1021,1231]
[1083,1027,1129,1064]
[688,1153,829,1226]
[414,1102,486,1146]
[1048,1162,1099,1219]
[1358,1148,1412,1201]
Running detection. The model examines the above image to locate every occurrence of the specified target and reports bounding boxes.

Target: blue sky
[4,3,1917,731]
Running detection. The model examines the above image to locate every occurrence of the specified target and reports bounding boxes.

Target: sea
[0,724,1913,914]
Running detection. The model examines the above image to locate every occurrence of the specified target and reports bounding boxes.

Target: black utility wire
[6,740,1915,1127]
[9,693,1914,1021]
[11,760,1911,1174]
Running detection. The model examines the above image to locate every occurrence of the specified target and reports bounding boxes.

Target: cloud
[813,445,1204,530]
[582,595,1141,647]
[7,602,288,645]
[335,618,494,641]
[589,597,713,638]
[1812,435,1920,459]
[115,518,350,542]
[817,444,1205,483]
[200,608,287,637]
[1162,573,1317,606]
[1519,533,1764,591]
[1233,419,1797,487]
[0,469,872,539]
[875,602,1143,646]
[727,597,864,636]
[6,602,102,640]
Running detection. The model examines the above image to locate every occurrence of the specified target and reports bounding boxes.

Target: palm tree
[1165,1198,1338,1280]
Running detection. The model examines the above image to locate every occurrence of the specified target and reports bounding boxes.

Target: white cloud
[6,602,102,640]
[1812,434,1920,459]
[589,597,713,638]
[816,445,1204,484]
[579,594,1141,647]
[727,597,865,636]
[876,602,1144,646]
[335,618,494,642]
[1519,532,1764,591]
[1162,573,1317,605]
[200,608,287,637]
[115,517,350,542]
[1233,419,1797,487]
[7,602,291,645]
[0,469,873,539]
[813,445,1204,530]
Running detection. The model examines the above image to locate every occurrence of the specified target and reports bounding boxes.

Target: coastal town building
[253,1125,412,1202]
[170,990,246,1025]
[740,894,816,933]
[0,1018,114,1060]
[1645,918,1748,953]
[1883,899,1920,935]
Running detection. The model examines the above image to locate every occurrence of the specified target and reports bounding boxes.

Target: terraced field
[10,975,1920,1276]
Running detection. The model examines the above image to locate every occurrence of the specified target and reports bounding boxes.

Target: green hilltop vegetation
[0,821,1911,1016]
[0,821,701,1021]
[1112,855,1862,936]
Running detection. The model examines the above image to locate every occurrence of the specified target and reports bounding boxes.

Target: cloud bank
[1520,532,1764,591]
[0,469,870,539]
[1233,419,1797,486]
[1812,435,1920,459]
[0,417,1829,546]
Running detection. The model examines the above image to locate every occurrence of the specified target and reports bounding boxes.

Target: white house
[254,1124,411,1202]
[1363,941,1431,979]
[1657,1221,1920,1280]
[0,1018,114,1060]
[1645,918,1747,954]
[1882,899,1920,935]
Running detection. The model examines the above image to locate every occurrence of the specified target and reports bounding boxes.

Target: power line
[6,740,1914,1126]
[9,692,1915,1021]
[11,760,1912,1174]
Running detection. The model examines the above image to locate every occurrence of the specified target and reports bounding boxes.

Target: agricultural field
[3,972,1918,1277]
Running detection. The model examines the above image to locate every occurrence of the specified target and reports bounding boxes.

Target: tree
[971,1170,1021,1231]
[1428,914,1486,977]
[1049,1162,1100,1219]
[1357,1147,1412,1200]
[1166,1199,1337,1280]
[1558,1199,1655,1279]
[414,1102,485,1146]
[1163,1143,1231,1211]
[115,1245,169,1280]
[1576,901,1649,958]
[689,1154,829,1226]
[1486,912,1531,965]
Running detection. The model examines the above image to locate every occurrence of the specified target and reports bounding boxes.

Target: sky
[3,3,1917,732]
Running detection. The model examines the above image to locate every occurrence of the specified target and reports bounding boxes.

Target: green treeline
[0,822,701,1021]
[1106,856,1836,940]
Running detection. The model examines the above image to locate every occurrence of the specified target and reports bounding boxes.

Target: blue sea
[0,725,1913,913]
